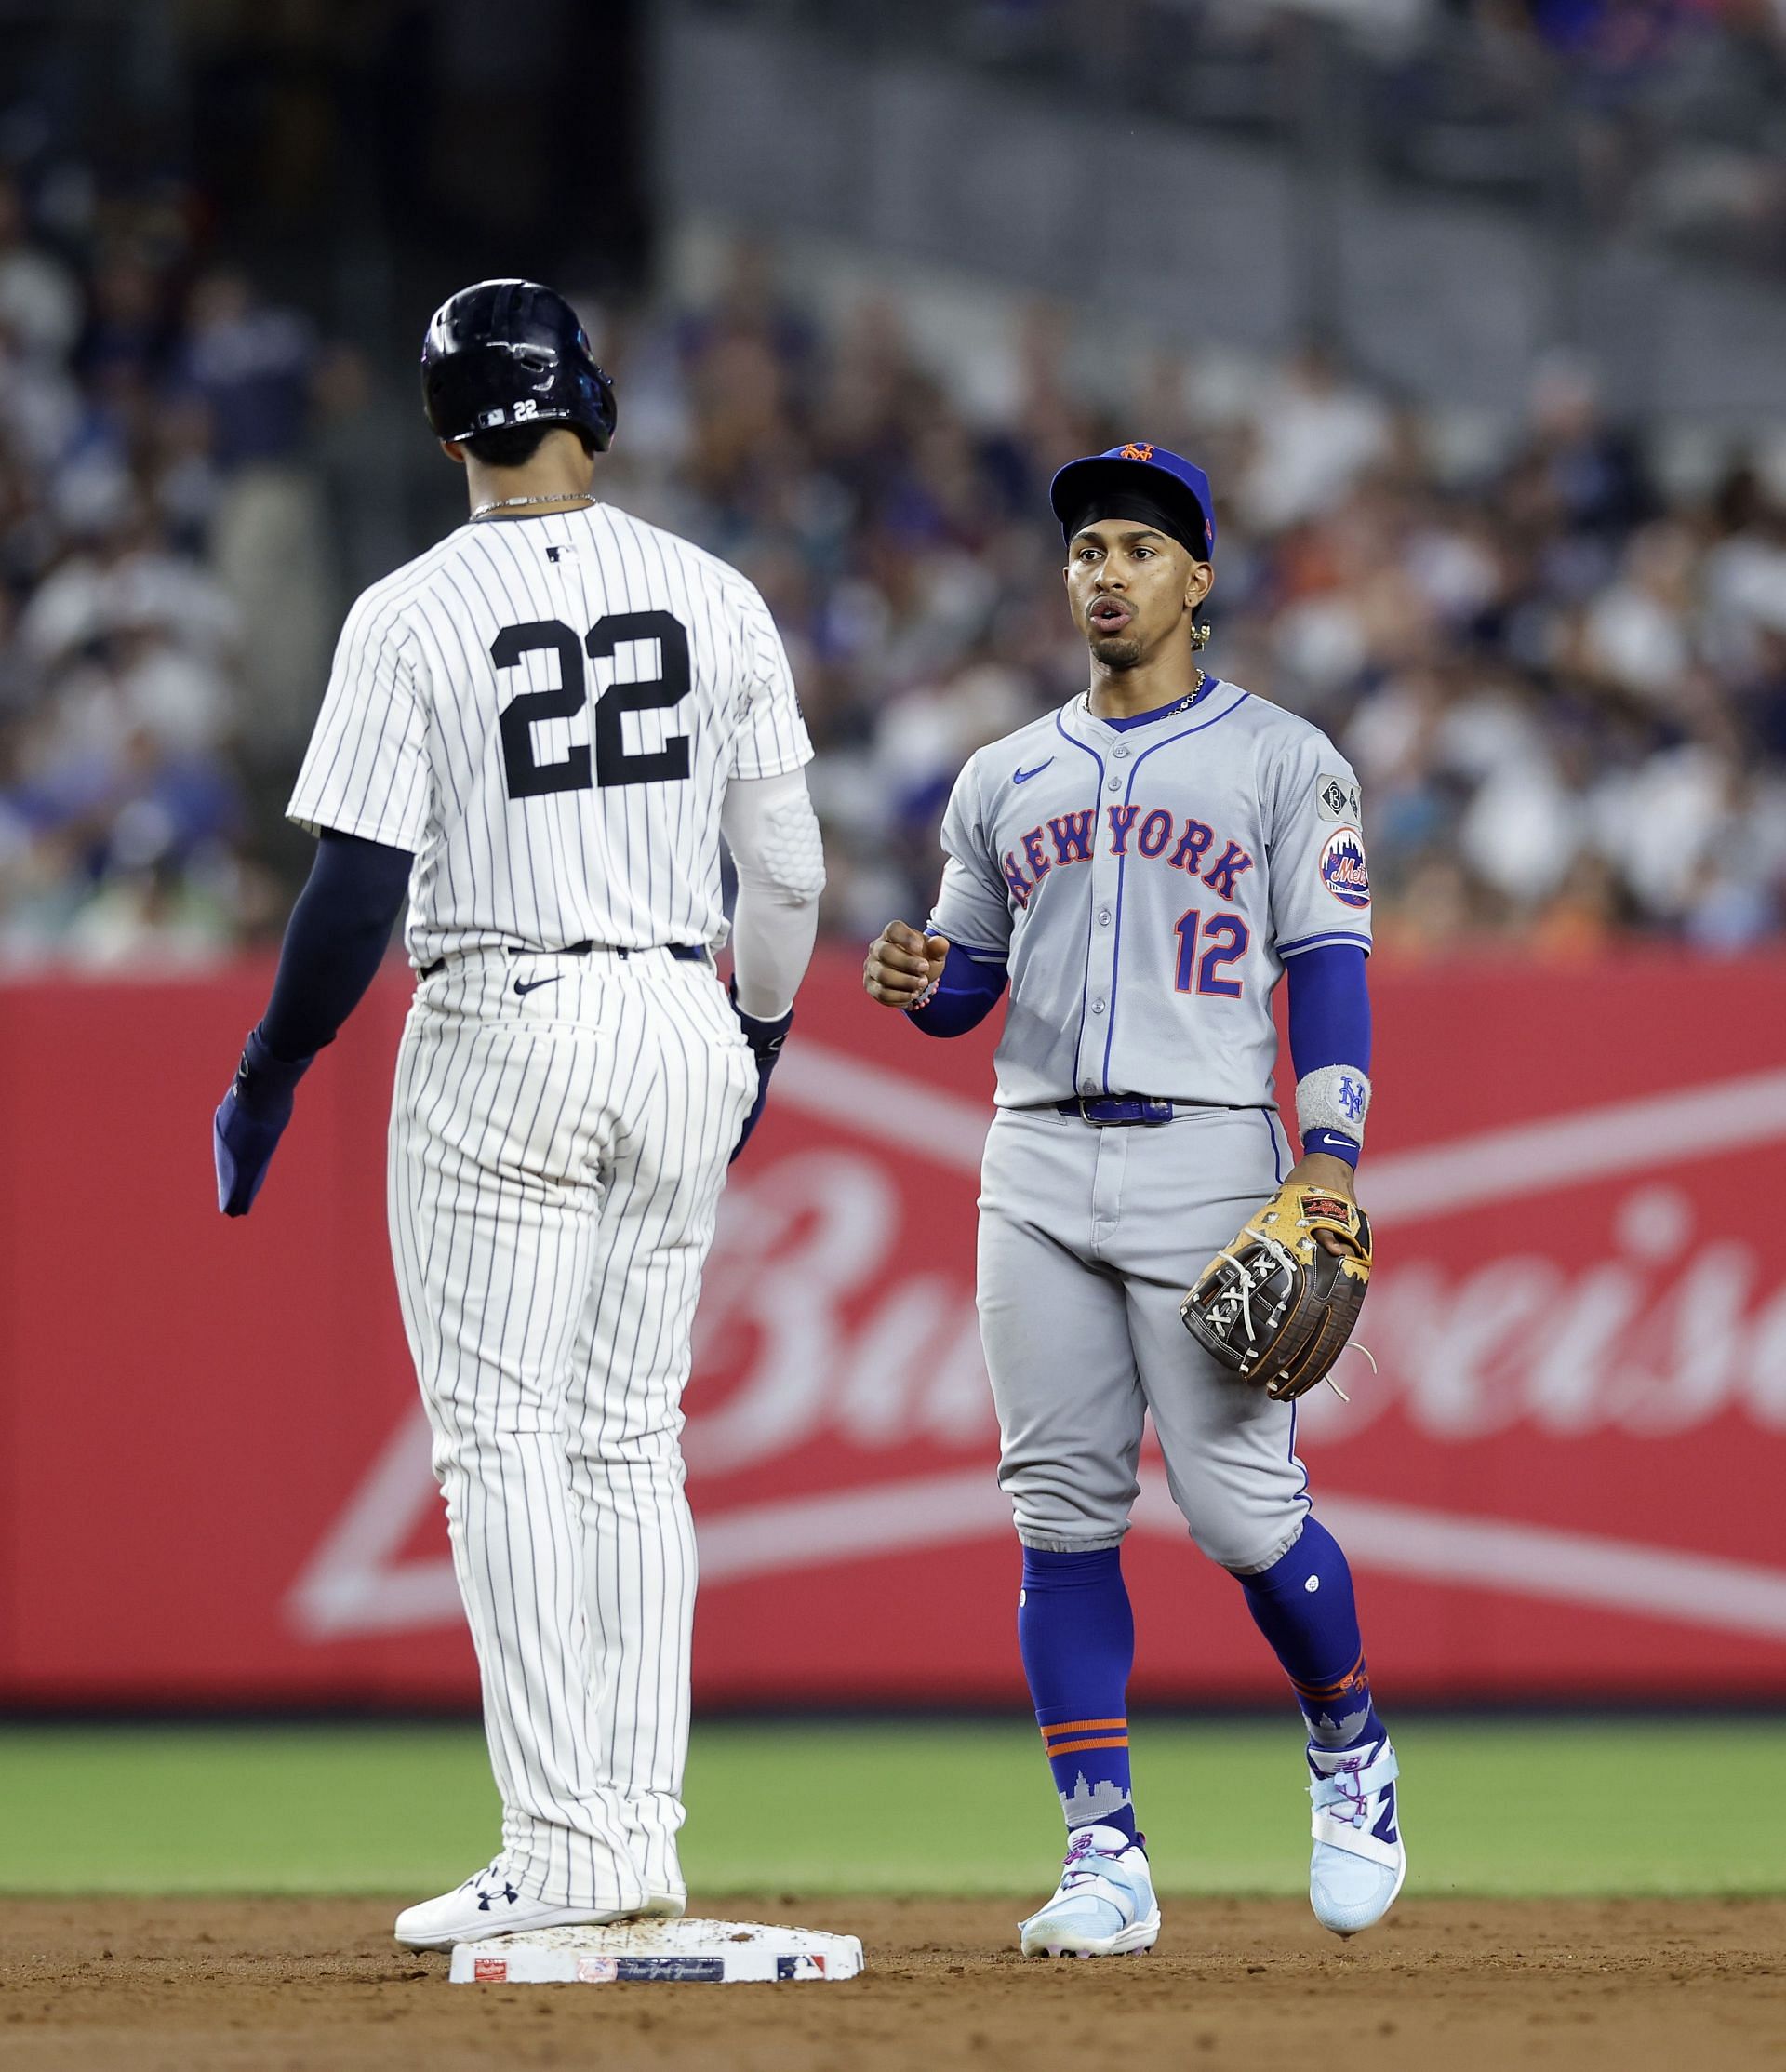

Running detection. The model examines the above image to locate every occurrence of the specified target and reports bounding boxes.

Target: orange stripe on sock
[1288,1649,1367,1701]
[1041,1718,1127,1741]
[1045,1734,1129,1757]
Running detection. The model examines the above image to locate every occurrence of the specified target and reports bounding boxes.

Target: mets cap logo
[1320,826,1370,908]
[1118,442,1155,461]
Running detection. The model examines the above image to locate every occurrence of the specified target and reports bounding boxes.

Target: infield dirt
[1,1895,1780,2071]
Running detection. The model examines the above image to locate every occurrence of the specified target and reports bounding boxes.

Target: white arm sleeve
[721,768,826,1021]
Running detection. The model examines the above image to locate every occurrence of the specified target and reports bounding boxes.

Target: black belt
[420,942,706,978]
[1054,1097,1179,1126]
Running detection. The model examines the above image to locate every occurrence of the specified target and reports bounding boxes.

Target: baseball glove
[1179,1184,1372,1401]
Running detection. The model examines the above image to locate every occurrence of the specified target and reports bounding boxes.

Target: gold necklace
[1086,668,1208,724]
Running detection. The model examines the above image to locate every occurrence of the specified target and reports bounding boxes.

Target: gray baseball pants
[977,1104,1311,1572]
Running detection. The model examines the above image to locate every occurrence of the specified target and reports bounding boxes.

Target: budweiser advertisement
[1,948,1784,1707]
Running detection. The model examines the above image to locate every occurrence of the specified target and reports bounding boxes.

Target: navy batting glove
[214,1027,314,1217]
[728,980,793,1165]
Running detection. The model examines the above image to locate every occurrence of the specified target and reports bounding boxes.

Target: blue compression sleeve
[904,942,1008,1039]
[1286,942,1370,1163]
[1286,942,1371,1081]
[258,829,415,1063]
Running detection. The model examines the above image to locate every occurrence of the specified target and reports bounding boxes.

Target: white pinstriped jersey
[288,502,812,968]
[927,679,1371,1110]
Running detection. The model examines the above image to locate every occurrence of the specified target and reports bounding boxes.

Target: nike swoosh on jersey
[513,976,561,997]
[1012,758,1055,784]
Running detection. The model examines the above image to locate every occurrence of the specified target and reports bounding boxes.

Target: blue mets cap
[1048,442,1216,559]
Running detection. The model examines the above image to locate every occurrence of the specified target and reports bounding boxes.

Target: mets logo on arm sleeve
[1319,826,1370,907]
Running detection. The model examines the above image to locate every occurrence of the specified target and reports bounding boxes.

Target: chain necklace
[1086,667,1208,725]
[469,492,596,521]
[1177,666,1210,714]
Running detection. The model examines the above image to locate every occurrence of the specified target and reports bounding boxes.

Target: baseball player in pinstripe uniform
[864,443,1403,1957]
[213,281,824,1951]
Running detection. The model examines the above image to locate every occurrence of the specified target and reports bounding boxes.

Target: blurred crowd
[589,248,1786,957]
[5,180,1786,967]
[0,167,346,971]
[806,0,1786,272]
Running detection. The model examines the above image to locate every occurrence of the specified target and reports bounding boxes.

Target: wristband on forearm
[904,941,1007,1039]
[1296,1064,1369,1167]
[728,979,793,1062]
[233,1025,315,1118]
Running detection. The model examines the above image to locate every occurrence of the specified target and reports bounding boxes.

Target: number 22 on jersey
[494,610,691,799]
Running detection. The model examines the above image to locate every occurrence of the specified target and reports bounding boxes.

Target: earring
[1190,621,1211,650]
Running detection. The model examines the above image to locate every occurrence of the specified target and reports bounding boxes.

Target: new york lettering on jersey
[287,501,811,965]
[928,680,1370,1113]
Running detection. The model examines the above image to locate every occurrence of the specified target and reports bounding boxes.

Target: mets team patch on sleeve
[1317,773,1362,822]
[1319,826,1370,907]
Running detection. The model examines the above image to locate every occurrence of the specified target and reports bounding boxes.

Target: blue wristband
[1301,1127,1360,1169]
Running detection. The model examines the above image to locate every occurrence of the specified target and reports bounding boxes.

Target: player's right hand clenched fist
[863,920,950,1008]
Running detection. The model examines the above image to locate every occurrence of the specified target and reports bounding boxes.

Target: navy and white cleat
[1019,1825,1161,1958]
[393,1861,644,1951]
[1308,1740,1406,1937]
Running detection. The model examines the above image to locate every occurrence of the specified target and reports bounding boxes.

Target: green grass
[1,1718,1780,1898]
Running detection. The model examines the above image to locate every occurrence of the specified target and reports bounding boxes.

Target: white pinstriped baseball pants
[389,945,754,1910]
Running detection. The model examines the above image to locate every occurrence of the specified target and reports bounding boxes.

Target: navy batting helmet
[420,278,617,451]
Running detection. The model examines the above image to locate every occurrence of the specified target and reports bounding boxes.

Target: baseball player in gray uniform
[864,442,1402,1957]
[213,282,823,1950]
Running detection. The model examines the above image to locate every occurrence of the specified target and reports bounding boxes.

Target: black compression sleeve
[258,829,415,1063]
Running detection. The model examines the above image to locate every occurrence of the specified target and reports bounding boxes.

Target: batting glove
[728,980,793,1165]
[214,1027,313,1216]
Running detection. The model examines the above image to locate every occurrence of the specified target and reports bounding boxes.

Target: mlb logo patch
[776,1953,830,1979]
[1319,827,1370,908]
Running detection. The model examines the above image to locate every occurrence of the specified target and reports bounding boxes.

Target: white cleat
[1308,1740,1406,1937]
[393,1862,645,1952]
[1019,1825,1161,1958]
[640,1887,686,1918]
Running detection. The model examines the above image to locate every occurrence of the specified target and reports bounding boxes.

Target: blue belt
[1054,1097,1179,1126]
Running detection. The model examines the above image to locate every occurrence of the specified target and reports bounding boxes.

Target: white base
[447,1916,864,1985]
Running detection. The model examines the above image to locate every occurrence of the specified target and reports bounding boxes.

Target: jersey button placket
[1081,775,1122,1094]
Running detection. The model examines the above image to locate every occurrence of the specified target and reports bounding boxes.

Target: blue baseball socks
[1017,1544,1140,1843]
[1019,1521,1383,1840]
[1235,1515,1386,1771]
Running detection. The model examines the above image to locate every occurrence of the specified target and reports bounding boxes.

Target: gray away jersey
[926,680,1370,1110]
[288,502,812,968]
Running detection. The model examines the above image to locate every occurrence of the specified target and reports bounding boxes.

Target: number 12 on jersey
[494,610,691,799]
[1173,907,1249,997]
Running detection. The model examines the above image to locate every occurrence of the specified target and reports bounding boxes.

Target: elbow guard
[738,790,826,905]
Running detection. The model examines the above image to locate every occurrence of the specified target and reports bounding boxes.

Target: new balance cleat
[1308,1739,1406,1937]
[1019,1825,1161,1958]
[393,1861,644,1952]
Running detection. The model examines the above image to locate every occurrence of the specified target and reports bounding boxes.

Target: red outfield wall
[2,948,1784,1707]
